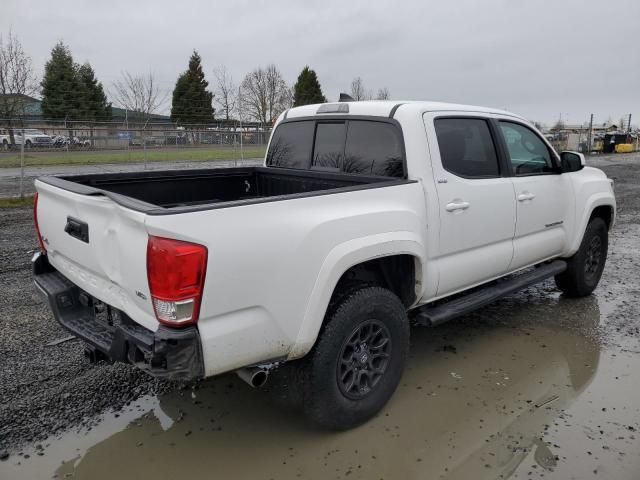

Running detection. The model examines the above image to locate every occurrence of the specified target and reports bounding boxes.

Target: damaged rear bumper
[33,252,204,381]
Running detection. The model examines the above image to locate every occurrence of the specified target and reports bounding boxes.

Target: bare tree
[0,31,39,145]
[376,87,391,100]
[111,72,167,121]
[213,65,236,121]
[240,64,290,124]
[350,77,372,101]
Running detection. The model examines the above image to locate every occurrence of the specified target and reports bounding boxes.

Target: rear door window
[344,121,404,177]
[434,118,500,178]
[266,121,314,169]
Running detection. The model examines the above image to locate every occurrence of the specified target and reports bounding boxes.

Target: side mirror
[560,151,585,173]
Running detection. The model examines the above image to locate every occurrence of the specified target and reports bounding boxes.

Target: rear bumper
[33,253,204,381]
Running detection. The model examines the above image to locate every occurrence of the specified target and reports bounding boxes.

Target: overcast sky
[2,0,639,125]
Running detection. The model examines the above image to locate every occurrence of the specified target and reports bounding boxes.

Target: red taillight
[146,236,208,327]
[33,192,46,252]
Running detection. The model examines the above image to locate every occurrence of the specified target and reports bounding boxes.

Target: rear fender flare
[289,231,425,359]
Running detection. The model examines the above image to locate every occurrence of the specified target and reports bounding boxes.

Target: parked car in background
[0,128,9,149]
[51,135,92,148]
[163,134,187,145]
[13,129,53,148]
[76,136,92,148]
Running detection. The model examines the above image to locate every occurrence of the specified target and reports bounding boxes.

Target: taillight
[33,192,46,252]
[146,236,208,327]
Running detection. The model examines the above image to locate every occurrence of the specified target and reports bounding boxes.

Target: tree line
[0,31,391,127]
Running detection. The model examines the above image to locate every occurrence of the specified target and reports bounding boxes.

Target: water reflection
[39,294,607,479]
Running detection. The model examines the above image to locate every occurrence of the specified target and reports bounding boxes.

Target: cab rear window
[266,119,404,178]
[266,121,314,169]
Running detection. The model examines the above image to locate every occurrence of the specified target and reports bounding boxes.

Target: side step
[413,260,567,327]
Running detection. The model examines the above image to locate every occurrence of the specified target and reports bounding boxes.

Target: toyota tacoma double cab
[33,100,616,429]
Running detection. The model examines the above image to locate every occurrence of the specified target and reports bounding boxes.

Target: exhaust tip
[251,370,268,388]
[236,367,270,388]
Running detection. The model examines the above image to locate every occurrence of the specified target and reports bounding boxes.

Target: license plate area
[77,291,122,329]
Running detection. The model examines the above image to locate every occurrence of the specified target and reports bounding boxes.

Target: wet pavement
[1,153,639,479]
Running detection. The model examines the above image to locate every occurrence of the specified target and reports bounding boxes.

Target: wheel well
[331,255,417,308]
[590,205,613,230]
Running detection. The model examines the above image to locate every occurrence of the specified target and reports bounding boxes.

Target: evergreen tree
[292,66,326,106]
[171,51,214,124]
[77,63,111,121]
[41,42,82,119]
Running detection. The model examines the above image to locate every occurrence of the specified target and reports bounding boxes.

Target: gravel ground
[0,207,180,451]
[0,153,639,478]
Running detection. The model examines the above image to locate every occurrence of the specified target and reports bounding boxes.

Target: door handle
[445,201,470,212]
[517,192,536,202]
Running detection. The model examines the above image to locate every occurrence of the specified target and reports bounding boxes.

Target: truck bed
[39,166,404,215]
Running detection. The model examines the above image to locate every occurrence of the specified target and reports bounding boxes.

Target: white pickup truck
[33,100,615,429]
[1,128,53,149]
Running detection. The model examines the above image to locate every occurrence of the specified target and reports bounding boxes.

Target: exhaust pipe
[236,367,269,388]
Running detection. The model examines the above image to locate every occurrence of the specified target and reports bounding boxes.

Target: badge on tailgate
[64,216,90,243]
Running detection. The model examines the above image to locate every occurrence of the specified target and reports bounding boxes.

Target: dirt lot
[1,154,639,479]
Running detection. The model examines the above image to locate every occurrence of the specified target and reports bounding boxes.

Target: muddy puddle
[2,290,639,480]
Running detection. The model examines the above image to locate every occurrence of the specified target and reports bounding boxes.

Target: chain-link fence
[0,119,270,198]
[0,119,271,152]
[2,117,639,200]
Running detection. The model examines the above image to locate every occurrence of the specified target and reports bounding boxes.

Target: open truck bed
[38,166,404,215]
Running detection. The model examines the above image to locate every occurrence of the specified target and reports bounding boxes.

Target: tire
[301,286,409,430]
[555,217,608,297]
[1,140,7,150]
[25,140,32,149]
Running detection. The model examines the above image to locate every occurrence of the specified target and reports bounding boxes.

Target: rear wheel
[301,286,409,430]
[555,217,608,297]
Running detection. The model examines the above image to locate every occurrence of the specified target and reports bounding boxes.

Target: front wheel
[555,217,608,297]
[301,286,409,430]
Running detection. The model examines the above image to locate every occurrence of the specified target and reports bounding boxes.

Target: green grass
[0,196,34,208]
[0,146,266,168]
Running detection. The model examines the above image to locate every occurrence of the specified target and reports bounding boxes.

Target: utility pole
[125,109,130,163]
[238,85,244,165]
[19,124,25,199]
[64,114,69,155]
[628,113,632,133]
[587,113,594,154]
[142,116,150,170]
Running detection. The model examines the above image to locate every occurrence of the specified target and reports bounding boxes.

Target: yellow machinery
[615,143,634,153]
